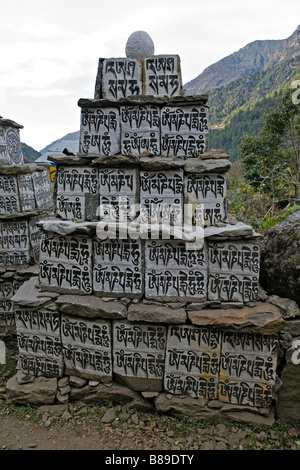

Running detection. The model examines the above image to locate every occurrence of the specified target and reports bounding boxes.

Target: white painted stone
[39,233,93,294]
[93,238,143,298]
[0,175,20,215]
[145,239,207,302]
[4,127,24,165]
[113,320,167,391]
[0,220,30,266]
[161,105,209,134]
[0,340,6,364]
[207,272,259,303]
[61,314,112,382]
[56,166,99,221]
[161,133,207,158]
[17,174,36,212]
[143,55,182,98]
[98,168,139,221]
[15,307,63,377]
[218,331,278,407]
[32,170,52,208]
[79,107,120,156]
[101,58,142,101]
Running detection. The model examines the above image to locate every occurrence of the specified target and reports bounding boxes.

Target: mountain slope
[21,142,41,162]
[207,54,300,126]
[39,130,79,155]
[184,25,300,95]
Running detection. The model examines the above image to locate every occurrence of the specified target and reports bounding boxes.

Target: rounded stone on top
[125,31,155,58]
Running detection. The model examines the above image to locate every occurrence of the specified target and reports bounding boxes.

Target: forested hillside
[184,25,300,162]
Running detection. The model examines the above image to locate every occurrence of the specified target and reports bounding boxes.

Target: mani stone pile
[8,32,285,425]
[0,116,53,332]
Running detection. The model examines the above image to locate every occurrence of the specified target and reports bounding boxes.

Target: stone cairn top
[125,31,155,59]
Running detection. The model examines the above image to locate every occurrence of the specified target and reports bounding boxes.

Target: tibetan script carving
[140,170,184,225]
[98,168,138,221]
[15,308,63,377]
[143,56,182,97]
[79,107,120,156]
[218,332,278,407]
[93,238,143,298]
[61,314,112,381]
[39,234,93,294]
[56,166,99,221]
[0,220,30,266]
[145,240,207,301]
[5,128,24,165]
[208,241,260,302]
[121,105,160,156]
[0,280,21,327]
[185,174,227,226]
[164,325,222,399]
[113,320,167,391]
[164,326,277,406]
[17,174,36,212]
[0,175,20,215]
[102,58,142,101]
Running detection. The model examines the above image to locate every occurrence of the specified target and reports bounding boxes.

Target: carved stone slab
[0,126,24,165]
[32,170,52,209]
[161,105,209,135]
[0,280,21,326]
[29,216,45,263]
[113,320,167,391]
[208,241,260,303]
[15,307,63,377]
[140,169,184,225]
[39,233,93,294]
[79,107,120,156]
[143,55,182,98]
[0,220,30,266]
[164,326,278,407]
[56,166,99,221]
[0,175,20,215]
[93,238,143,298]
[164,325,222,399]
[61,313,112,382]
[185,173,227,226]
[120,105,160,156]
[145,239,207,302]
[161,133,207,158]
[17,174,36,212]
[99,168,139,221]
[101,58,142,101]
[218,331,278,407]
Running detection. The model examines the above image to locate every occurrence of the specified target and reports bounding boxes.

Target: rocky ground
[0,353,300,453]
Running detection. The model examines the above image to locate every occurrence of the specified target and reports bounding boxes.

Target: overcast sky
[0,0,299,152]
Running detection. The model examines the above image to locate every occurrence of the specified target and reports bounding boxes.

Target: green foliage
[259,204,300,230]
[207,55,300,126]
[239,87,300,199]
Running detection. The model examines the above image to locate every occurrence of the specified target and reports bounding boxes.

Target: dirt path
[1,398,300,452]
[0,354,299,454]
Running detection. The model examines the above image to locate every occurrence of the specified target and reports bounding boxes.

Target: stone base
[6,372,276,428]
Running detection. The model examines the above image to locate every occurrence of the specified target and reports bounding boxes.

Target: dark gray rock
[260,211,300,306]
[127,302,186,324]
[276,343,300,424]
[6,375,57,405]
[69,381,152,411]
[56,294,127,319]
